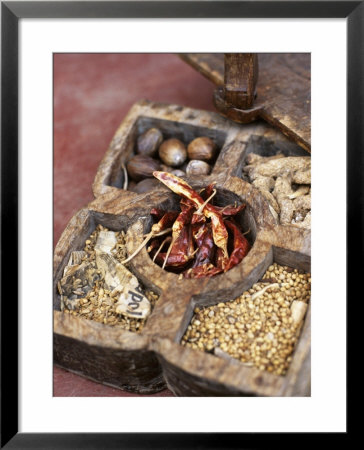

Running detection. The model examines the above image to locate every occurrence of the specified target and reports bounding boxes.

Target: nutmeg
[158,138,187,167]
[136,128,163,157]
[131,178,161,194]
[171,169,186,177]
[128,180,137,191]
[160,164,174,173]
[186,160,211,176]
[187,137,217,162]
[126,155,161,181]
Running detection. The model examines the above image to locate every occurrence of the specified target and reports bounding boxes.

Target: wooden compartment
[155,246,310,397]
[54,100,311,396]
[53,207,166,394]
[92,99,250,197]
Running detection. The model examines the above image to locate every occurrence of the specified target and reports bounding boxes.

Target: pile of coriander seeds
[181,263,311,375]
[61,224,159,333]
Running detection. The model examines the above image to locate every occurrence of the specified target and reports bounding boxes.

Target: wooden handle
[224,53,259,109]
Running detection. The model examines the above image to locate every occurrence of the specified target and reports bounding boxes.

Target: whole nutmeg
[187,136,217,162]
[159,138,187,167]
[186,160,211,177]
[128,180,137,191]
[160,164,174,173]
[132,178,160,194]
[136,128,163,157]
[171,169,186,177]
[126,155,161,182]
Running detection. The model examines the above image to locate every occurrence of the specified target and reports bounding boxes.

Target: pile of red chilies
[146,171,250,278]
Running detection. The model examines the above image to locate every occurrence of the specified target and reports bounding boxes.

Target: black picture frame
[1,1,359,448]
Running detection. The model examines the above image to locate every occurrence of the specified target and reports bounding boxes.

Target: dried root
[279,198,295,225]
[245,152,285,166]
[244,154,311,229]
[292,168,311,185]
[293,193,311,211]
[259,189,280,214]
[288,185,310,199]
[291,211,311,228]
[252,176,275,192]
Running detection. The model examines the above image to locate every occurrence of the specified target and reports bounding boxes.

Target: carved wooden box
[54,100,311,396]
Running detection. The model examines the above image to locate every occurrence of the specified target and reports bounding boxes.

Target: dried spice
[59,225,159,331]
[243,154,311,228]
[125,127,219,191]
[139,172,251,278]
[181,263,311,375]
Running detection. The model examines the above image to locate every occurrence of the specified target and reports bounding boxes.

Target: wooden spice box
[54,100,311,396]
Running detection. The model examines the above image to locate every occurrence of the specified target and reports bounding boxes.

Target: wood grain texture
[54,100,311,396]
[179,53,311,152]
[224,53,258,109]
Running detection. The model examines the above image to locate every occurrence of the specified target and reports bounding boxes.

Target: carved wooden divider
[54,100,311,396]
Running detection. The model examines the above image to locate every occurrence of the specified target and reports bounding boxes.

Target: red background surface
[53,53,216,396]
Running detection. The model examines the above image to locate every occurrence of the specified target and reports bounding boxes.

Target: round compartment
[149,186,255,277]
[125,182,257,287]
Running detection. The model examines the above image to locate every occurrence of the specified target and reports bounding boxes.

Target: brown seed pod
[131,178,161,194]
[187,137,217,162]
[136,128,163,157]
[158,138,187,167]
[126,155,161,181]
[186,160,211,176]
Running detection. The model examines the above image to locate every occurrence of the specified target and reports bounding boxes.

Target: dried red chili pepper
[147,238,161,253]
[172,204,194,235]
[224,220,251,271]
[150,208,165,220]
[191,222,207,246]
[200,183,216,201]
[152,211,179,234]
[154,224,194,269]
[153,171,229,262]
[162,203,195,269]
[215,247,229,270]
[151,235,172,261]
[215,203,246,217]
[192,223,215,268]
